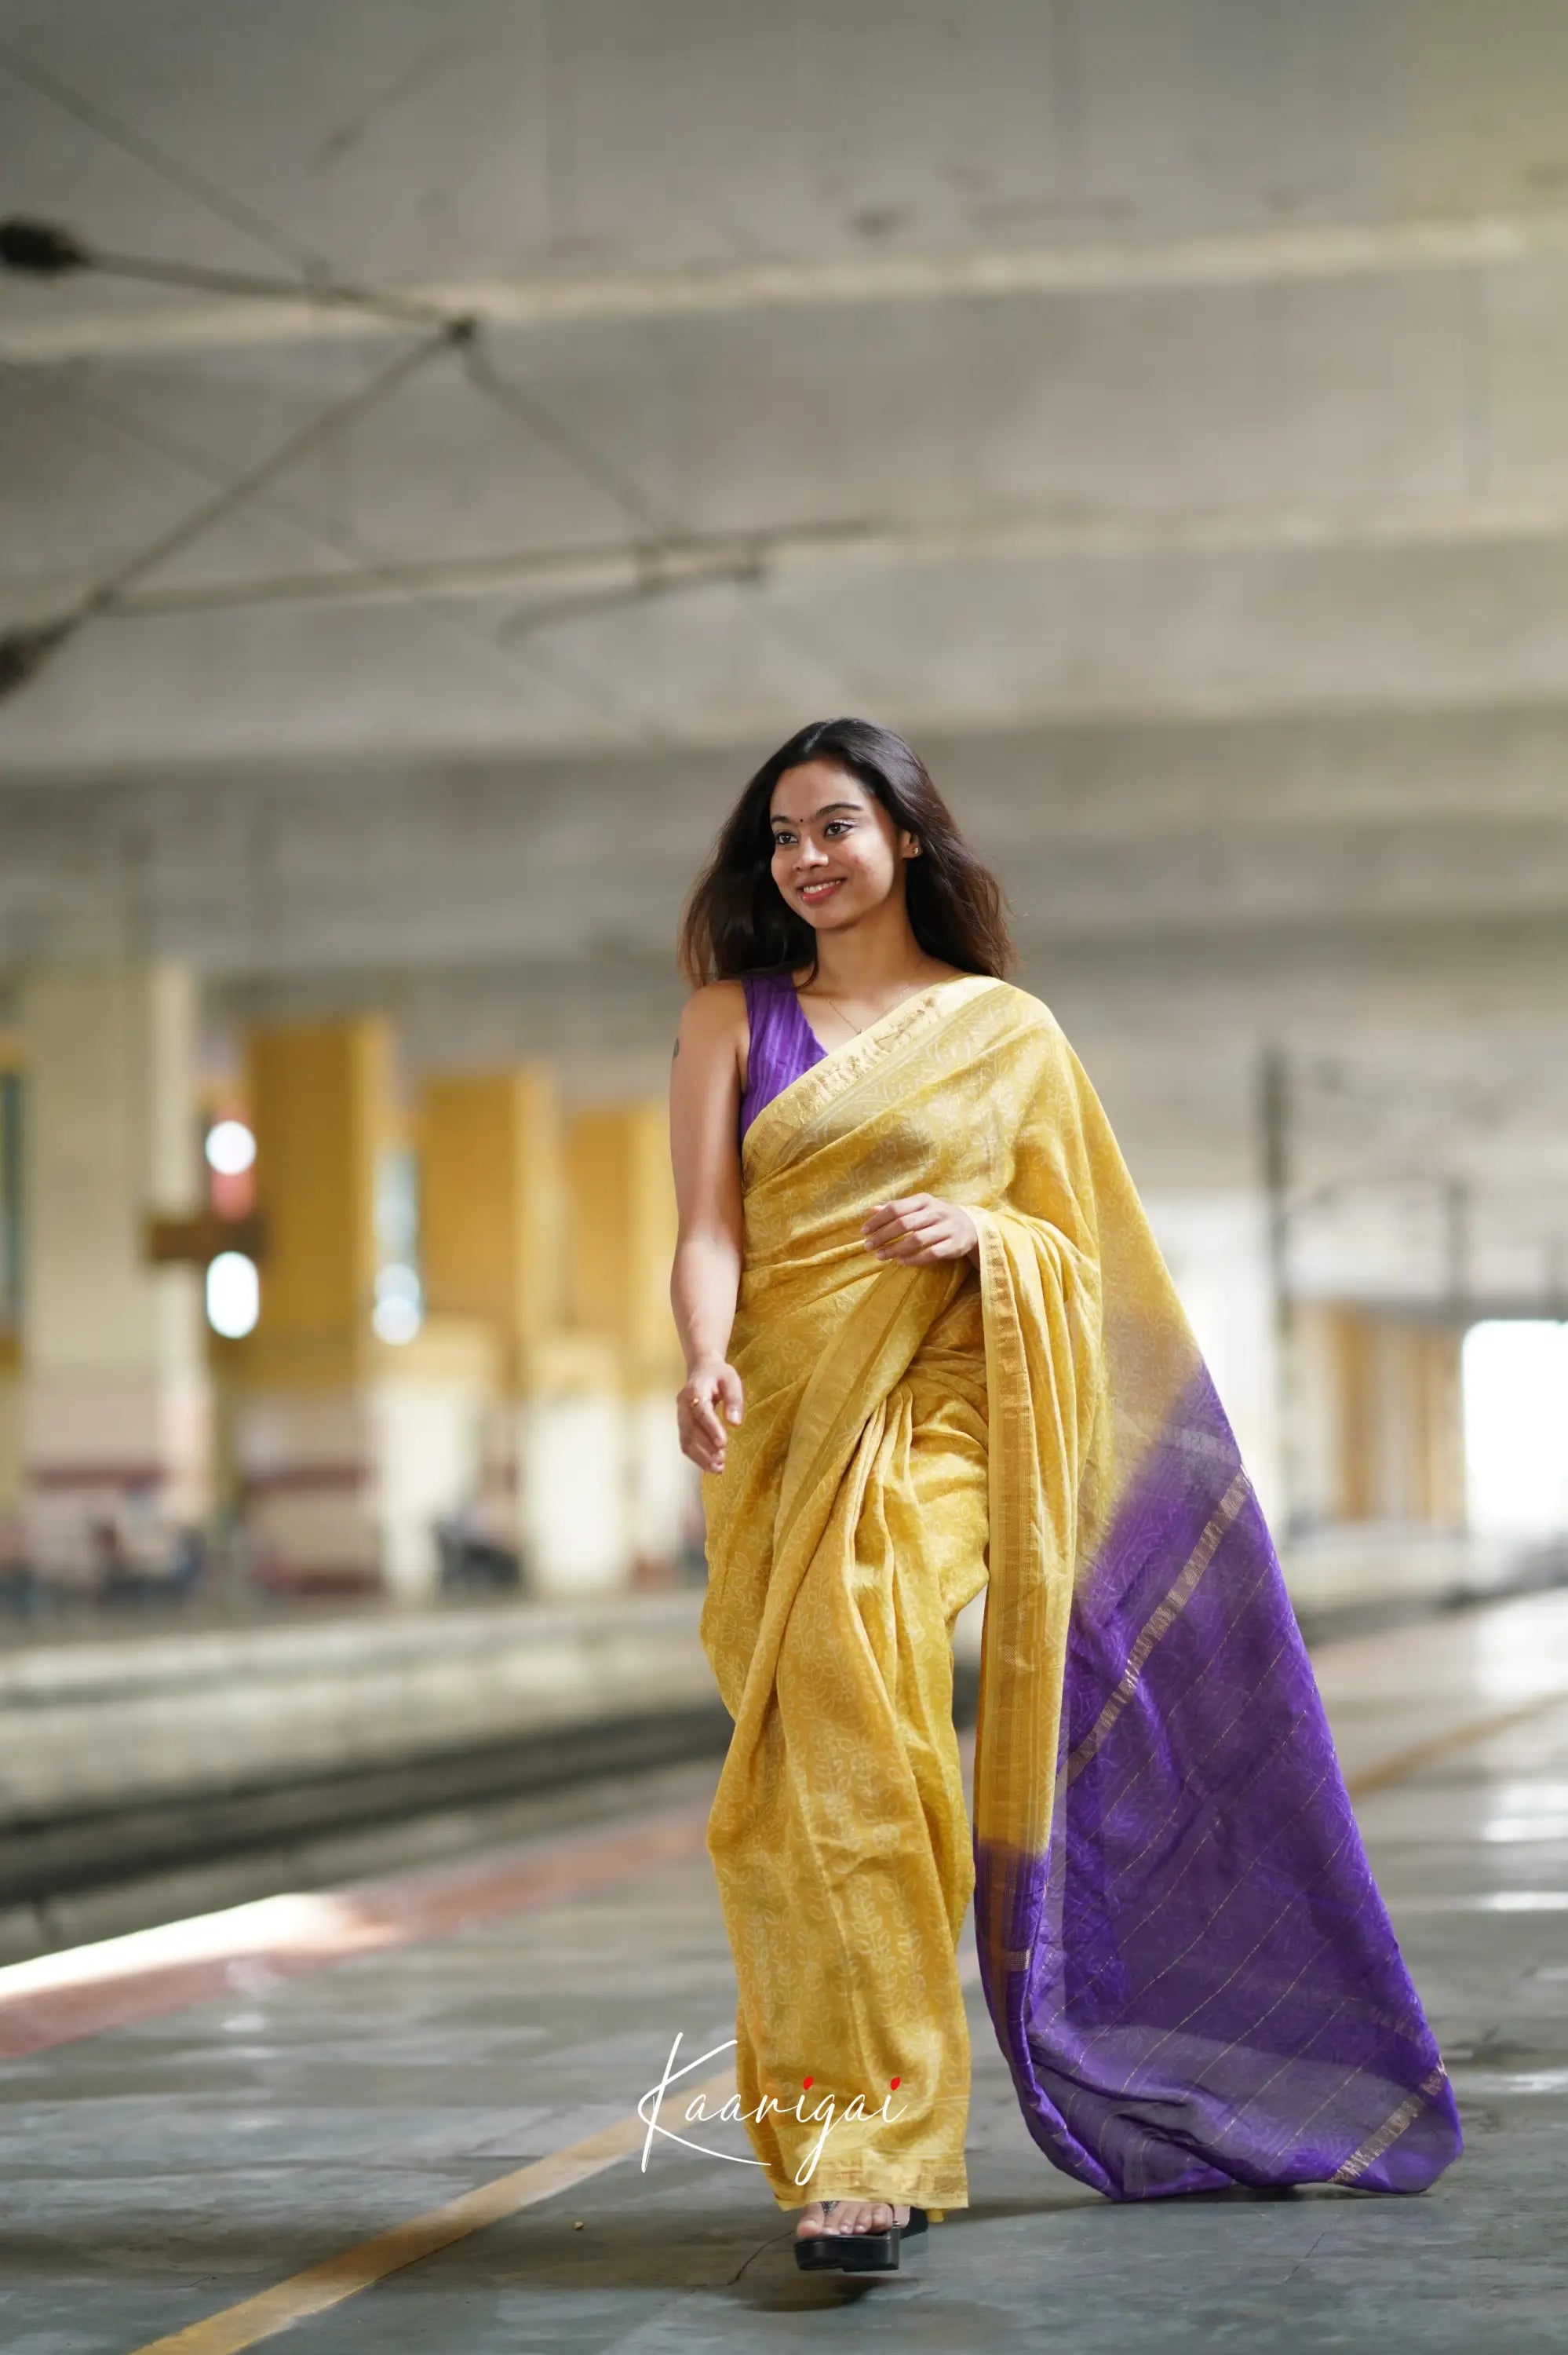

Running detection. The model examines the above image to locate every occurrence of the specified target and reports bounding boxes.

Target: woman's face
[768,761,915,936]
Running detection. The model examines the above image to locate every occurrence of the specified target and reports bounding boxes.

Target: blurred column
[567,1102,689,1586]
[20,962,210,1583]
[419,1065,591,1590]
[1417,1326,1468,1529]
[1333,1306,1379,1521]
[1306,1305,1464,1528]
[419,1083,691,1597]
[421,1067,563,1368]
[235,1017,386,1594]
[1377,1320,1464,1528]
[236,1017,494,1601]
[0,1031,22,1559]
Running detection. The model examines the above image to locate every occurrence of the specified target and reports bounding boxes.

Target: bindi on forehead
[771,798,861,825]
[770,764,873,829]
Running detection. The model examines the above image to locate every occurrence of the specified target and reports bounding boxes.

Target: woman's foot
[795,2198,910,2241]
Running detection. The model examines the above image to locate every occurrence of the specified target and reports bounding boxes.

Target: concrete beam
[9,208,1568,364]
[14,491,1568,629]
[20,529,1568,770]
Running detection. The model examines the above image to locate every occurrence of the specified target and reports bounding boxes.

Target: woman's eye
[824,821,851,837]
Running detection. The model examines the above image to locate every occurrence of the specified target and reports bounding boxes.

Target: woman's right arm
[669,982,747,1474]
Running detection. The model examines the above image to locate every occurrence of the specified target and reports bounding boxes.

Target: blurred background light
[204,1119,256,1176]
[373,1262,422,1346]
[206,1250,260,1340]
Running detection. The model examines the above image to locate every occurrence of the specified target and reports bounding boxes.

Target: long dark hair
[678,717,1013,985]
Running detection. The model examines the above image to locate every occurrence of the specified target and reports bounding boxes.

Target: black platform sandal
[793,2203,929,2273]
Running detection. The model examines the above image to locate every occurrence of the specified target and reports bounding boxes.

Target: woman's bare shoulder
[676,980,748,1057]
[680,978,746,1024]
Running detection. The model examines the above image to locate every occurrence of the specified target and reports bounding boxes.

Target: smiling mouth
[797,878,844,903]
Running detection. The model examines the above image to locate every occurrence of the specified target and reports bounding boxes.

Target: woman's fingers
[678,1388,724,1470]
[878,1228,947,1261]
[862,1193,935,1242]
[862,1196,978,1266]
[684,1388,726,1444]
[676,1364,744,1469]
[863,1198,981,1267]
[679,1417,726,1472]
[866,1202,950,1259]
[861,1198,919,1239]
[889,1236,957,1263]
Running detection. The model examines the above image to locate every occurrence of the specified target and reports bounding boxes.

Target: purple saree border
[976,1367,1462,2202]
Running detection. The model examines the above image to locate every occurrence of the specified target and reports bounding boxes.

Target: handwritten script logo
[638,2033,908,2185]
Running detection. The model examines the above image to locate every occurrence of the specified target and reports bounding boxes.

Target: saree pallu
[700,976,1461,2209]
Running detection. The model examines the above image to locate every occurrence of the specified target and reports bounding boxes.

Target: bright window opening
[1462,1320,1568,1538]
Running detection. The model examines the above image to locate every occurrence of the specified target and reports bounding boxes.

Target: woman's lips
[797,878,844,904]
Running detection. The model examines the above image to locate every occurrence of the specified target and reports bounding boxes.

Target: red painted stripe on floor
[16,1681,1550,2071]
[0,1800,710,2061]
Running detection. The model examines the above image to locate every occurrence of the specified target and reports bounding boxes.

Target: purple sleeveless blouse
[739,971,826,1138]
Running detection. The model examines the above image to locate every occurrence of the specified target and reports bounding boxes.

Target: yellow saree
[700,977,1459,2211]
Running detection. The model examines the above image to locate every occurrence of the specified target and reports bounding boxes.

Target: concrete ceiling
[2,0,1567,1302]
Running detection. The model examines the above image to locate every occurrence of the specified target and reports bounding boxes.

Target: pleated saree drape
[699,976,1461,2211]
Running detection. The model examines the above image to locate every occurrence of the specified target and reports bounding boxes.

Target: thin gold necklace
[810,976,928,1037]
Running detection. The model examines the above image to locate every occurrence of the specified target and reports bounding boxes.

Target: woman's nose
[794,835,828,867]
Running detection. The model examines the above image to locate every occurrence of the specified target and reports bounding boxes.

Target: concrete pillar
[1382,1322,1465,1528]
[419,1082,691,1597]
[0,1039,21,1558]
[235,1017,386,1593]
[514,1331,628,1594]
[567,1101,690,1585]
[419,1065,563,1581]
[1300,1304,1465,1529]
[0,1331,18,1563]
[1333,1306,1380,1521]
[420,1065,563,1375]
[418,1070,664,1596]
[236,1018,494,1601]
[20,963,210,1583]
[1417,1327,1468,1530]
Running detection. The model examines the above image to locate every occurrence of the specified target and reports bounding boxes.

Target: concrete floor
[2,1594,1567,2354]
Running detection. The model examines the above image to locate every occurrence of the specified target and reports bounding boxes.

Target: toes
[799,2197,906,2236]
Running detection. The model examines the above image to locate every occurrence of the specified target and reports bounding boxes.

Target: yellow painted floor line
[121,1681,1568,2355]
[125,2066,736,2355]
[1344,1687,1568,1799]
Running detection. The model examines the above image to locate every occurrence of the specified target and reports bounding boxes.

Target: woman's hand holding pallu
[862,1193,980,1265]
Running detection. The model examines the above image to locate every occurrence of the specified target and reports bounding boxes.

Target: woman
[669,717,1460,2273]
